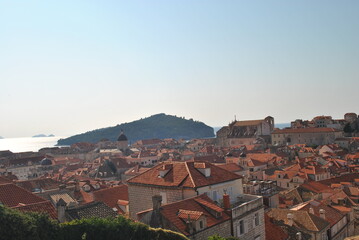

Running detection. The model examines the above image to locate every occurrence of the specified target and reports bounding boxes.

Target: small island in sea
[32,134,55,138]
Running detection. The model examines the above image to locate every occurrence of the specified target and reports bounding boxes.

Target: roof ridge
[184,162,196,188]
[13,200,50,207]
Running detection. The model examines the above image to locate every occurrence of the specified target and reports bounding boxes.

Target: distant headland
[57,113,214,145]
[32,134,55,138]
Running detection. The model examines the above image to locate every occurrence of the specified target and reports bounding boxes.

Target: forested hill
[57,113,214,145]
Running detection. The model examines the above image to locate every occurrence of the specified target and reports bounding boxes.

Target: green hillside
[57,113,214,145]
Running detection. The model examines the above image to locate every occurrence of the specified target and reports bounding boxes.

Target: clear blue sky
[1,1,358,138]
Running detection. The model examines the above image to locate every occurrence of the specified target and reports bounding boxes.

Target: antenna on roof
[234,115,237,121]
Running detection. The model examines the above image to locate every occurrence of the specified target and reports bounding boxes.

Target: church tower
[117,129,128,151]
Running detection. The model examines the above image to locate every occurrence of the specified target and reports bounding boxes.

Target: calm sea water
[0,136,66,153]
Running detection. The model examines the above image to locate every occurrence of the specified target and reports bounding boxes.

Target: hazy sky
[1,1,358,138]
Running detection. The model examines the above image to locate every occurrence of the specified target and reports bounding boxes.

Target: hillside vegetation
[57,113,214,145]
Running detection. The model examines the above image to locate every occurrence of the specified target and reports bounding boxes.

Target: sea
[0,136,67,153]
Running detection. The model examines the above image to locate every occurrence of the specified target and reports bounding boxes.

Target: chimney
[75,180,80,192]
[287,213,294,226]
[296,232,302,240]
[223,194,230,210]
[309,207,314,215]
[56,198,67,223]
[319,209,326,219]
[152,195,162,211]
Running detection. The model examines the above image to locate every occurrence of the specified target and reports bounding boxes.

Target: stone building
[267,208,330,240]
[272,128,343,146]
[127,161,243,220]
[230,194,266,240]
[216,116,274,147]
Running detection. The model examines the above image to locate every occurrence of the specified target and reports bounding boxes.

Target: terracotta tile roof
[290,200,344,227]
[273,128,339,134]
[15,178,60,192]
[194,196,224,213]
[330,205,352,213]
[247,159,267,167]
[127,161,242,188]
[265,214,289,240]
[178,209,203,221]
[73,189,94,204]
[216,163,244,172]
[246,153,280,163]
[233,119,263,127]
[299,182,333,194]
[14,200,58,219]
[124,165,150,176]
[0,183,47,207]
[92,184,128,210]
[267,208,329,232]
[348,187,359,196]
[146,194,230,236]
[318,173,359,186]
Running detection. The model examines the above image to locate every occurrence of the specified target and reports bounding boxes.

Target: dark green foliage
[0,205,59,240]
[59,216,188,240]
[0,205,188,240]
[57,113,214,145]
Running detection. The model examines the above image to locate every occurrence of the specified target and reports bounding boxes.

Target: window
[199,220,204,229]
[160,192,167,204]
[237,220,245,236]
[254,213,260,226]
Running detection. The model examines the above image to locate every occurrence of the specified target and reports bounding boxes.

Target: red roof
[93,184,128,210]
[139,194,230,236]
[0,183,48,207]
[178,209,203,221]
[15,178,60,192]
[291,200,344,227]
[14,200,58,219]
[299,182,333,194]
[265,214,289,240]
[319,173,359,186]
[273,128,339,134]
[127,161,242,188]
[216,163,244,172]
